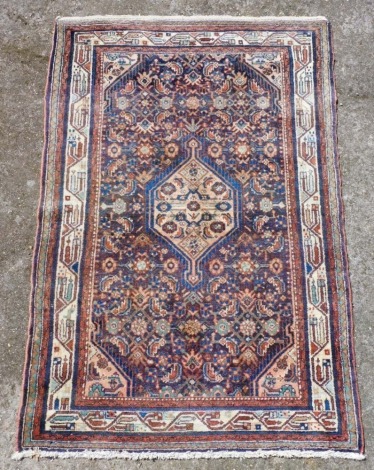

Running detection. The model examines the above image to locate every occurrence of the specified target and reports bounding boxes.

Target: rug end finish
[12,449,366,461]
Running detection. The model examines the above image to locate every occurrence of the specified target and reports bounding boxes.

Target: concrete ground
[0,1,373,469]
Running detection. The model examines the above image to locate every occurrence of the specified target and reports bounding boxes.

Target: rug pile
[15,16,364,460]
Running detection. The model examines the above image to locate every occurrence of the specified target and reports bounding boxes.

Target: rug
[15,15,364,460]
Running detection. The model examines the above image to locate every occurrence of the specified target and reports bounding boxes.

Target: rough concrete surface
[0,1,373,468]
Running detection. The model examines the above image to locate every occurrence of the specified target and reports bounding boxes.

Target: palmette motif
[17,16,364,458]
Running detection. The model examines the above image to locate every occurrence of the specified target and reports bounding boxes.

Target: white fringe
[56,15,329,24]
[12,448,365,461]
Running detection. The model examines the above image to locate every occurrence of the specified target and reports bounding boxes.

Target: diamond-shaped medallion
[146,138,241,286]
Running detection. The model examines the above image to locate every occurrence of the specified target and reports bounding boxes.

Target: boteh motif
[17,17,364,459]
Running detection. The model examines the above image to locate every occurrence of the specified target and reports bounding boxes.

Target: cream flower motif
[240,319,256,337]
[131,318,148,336]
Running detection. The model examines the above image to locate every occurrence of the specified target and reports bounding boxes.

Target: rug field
[15,15,364,460]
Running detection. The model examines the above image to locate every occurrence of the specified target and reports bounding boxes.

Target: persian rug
[15,16,364,460]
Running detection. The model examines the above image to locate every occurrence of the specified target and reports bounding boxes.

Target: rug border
[14,17,59,457]
[324,19,365,455]
[15,15,365,460]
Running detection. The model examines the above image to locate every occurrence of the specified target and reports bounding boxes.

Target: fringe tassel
[12,449,365,461]
[56,15,329,24]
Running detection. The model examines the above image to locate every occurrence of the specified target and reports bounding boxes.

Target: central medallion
[146,138,241,286]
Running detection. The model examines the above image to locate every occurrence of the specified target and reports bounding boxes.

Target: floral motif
[94,52,297,401]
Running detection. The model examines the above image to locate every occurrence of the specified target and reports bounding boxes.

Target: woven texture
[16,16,364,459]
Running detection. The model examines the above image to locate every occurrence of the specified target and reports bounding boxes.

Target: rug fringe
[56,15,329,24]
[12,449,365,461]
